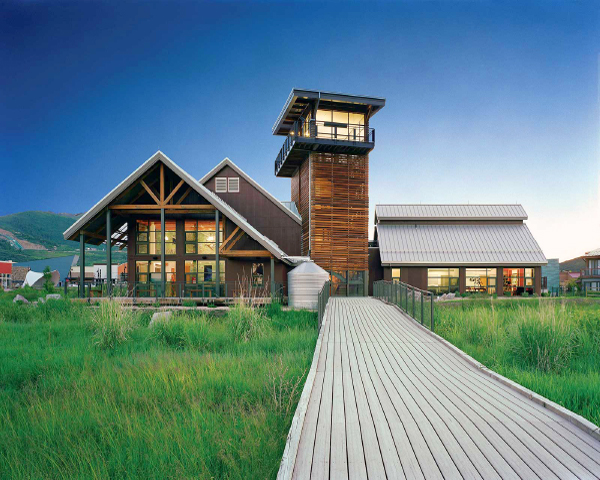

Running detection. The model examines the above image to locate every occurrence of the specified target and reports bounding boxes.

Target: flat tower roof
[273,88,386,136]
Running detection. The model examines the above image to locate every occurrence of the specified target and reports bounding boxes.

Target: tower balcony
[275,119,375,177]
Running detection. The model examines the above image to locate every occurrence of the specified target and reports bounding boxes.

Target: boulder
[38,297,46,304]
[13,294,29,304]
[149,311,172,328]
[446,293,456,300]
[46,294,61,301]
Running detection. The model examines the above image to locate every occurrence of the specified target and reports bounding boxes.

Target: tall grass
[436,298,600,425]
[91,300,136,349]
[0,291,318,479]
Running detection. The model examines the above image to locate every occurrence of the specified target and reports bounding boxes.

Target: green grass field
[435,298,600,426]
[0,294,317,479]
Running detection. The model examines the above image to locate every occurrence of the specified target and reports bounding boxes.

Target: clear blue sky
[1,1,598,260]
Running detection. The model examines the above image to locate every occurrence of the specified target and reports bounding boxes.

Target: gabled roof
[375,204,528,222]
[584,247,600,257]
[199,157,301,224]
[377,223,547,266]
[63,151,292,263]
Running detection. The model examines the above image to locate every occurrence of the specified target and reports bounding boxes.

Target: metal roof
[375,204,528,222]
[63,151,293,264]
[273,88,386,136]
[199,157,301,224]
[377,223,547,266]
[585,247,600,257]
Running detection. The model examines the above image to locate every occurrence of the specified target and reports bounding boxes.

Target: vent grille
[228,177,240,193]
[215,177,227,193]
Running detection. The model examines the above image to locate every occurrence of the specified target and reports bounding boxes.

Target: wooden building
[63,152,305,299]
[580,247,600,292]
[273,89,386,295]
[369,204,547,296]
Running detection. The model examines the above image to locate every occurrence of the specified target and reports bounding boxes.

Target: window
[228,177,239,193]
[466,268,497,294]
[184,219,223,254]
[135,261,177,296]
[215,177,227,193]
[503,268,534,296]
[252,263,264,286]
[184,260,225,284]
[392,268,401,283]
[136,220,176,255]
[315,110,365,141]
[427,268,459,295]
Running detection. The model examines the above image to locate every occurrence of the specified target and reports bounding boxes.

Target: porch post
[79,231,85,298]
[161,208,165,298]
[215,210,220,297]
[106,209,112,297]
[270,257,275,299]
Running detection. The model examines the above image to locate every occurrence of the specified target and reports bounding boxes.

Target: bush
[91,300,135,349]
[229,302,269,342]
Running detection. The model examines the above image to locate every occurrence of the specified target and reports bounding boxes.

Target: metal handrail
[581,268,600,277]
[373,280,435,332]
[317,280,331,330]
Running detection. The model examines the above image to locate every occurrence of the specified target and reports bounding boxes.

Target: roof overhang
[273,88,386,136]
[63,151,294,264]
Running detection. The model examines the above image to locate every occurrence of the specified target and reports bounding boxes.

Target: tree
[43,266,53,292]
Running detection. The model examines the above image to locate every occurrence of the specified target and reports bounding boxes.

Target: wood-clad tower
[273,89,385,295]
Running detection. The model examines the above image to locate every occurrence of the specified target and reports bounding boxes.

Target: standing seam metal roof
[375,204,528,221]
[377,223,547,265]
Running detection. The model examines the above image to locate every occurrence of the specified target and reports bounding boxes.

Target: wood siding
[308,153,369,272]
[293,160,311,257]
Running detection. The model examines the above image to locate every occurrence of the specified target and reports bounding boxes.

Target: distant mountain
[560,256,586,272]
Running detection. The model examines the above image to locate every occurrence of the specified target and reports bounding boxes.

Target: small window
[252,263,264,286]
[228,177,239,193]
[215,177,227,193]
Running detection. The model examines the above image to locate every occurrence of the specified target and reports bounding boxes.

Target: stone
[13,294,29,304]
[149,311,172,328]
[38,297,46,304]
[447,293,456,299]
[46,294,61,300]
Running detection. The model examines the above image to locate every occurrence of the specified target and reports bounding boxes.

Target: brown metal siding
[205,165,301,255]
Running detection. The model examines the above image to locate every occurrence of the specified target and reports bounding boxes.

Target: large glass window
[466,268,497,294]
[428,268,459,295]
[503,268,534,296]
[314,110,365,141]
[184,220,223,255]
[136,220,176,255]
[135,261,177,296]
[392,268,401,283]
[184,260,225,284]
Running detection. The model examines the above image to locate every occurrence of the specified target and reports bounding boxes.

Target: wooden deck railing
[373,280,435,331]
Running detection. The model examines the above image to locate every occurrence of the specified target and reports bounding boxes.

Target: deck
[279,297,600,479]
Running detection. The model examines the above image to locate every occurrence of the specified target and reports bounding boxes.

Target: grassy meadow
[435,298,600,426]
[0,291,317,479]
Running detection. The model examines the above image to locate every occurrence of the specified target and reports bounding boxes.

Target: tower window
[215,177,227,193]
[228,177,240,193]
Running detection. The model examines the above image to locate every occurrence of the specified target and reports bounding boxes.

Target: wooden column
[270,257,275,298]
[215,210,220,297]
[497,267,504,296]
[106,209,112,297]
[79,232,85,298]
[160,208,165,298]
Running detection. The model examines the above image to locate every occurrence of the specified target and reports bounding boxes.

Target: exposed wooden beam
[220,250,271,257]
[219,226,240,252]
[176,187,192,205]
[224,229,245,253]
[160,163,165,203]
[163,179,185,205]
[109,204,214,210]
[140,180,160,205]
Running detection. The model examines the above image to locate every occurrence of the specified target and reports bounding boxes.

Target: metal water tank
[288,261,330,309]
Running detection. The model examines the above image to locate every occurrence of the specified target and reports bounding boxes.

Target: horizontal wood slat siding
[310,153,368,272]
[294,160,311,257]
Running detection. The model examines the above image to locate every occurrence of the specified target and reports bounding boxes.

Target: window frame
[228,177,240,193]
[215,177,228,193]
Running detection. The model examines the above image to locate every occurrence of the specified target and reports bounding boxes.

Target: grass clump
[229,302,269,342]
[91,300,135,349]
[151,311,211,349]
[436,297,600,425]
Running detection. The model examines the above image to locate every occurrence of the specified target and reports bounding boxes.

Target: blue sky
[1,1,598,260]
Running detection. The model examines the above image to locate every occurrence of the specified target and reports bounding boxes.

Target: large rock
[38,297,46,304]
[149,311,172,328]
[13,294,29,304]
[446,293,456,300]
[46,294,61,301]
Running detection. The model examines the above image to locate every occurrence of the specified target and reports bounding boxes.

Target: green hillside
[0,211,78,249]
[0,211,126,265]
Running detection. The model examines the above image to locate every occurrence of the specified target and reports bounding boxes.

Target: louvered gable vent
[215,177,227,193]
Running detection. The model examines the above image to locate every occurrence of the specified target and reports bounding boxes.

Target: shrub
[91,300,135,349]
[182,300,196,308]
[507,302,579,373]
[0,303,34,323]
[229,302,269,342]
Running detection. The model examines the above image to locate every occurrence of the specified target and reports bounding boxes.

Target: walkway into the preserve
[278,297,600,480]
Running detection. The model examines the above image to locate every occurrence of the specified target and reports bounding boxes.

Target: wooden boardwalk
[279,297,600,480]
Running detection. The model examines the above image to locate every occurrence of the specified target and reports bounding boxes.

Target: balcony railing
[275,118,375,175]
[581,268,600,277]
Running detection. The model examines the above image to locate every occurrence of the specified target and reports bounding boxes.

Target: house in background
[580,247,600,291]
[15,255,78,286]
[92,264,120,284]
[68,266,96,286]
[10,266,30,288]
[541,258,560,293]
[369,204,547,296]
[0,261,12,289]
